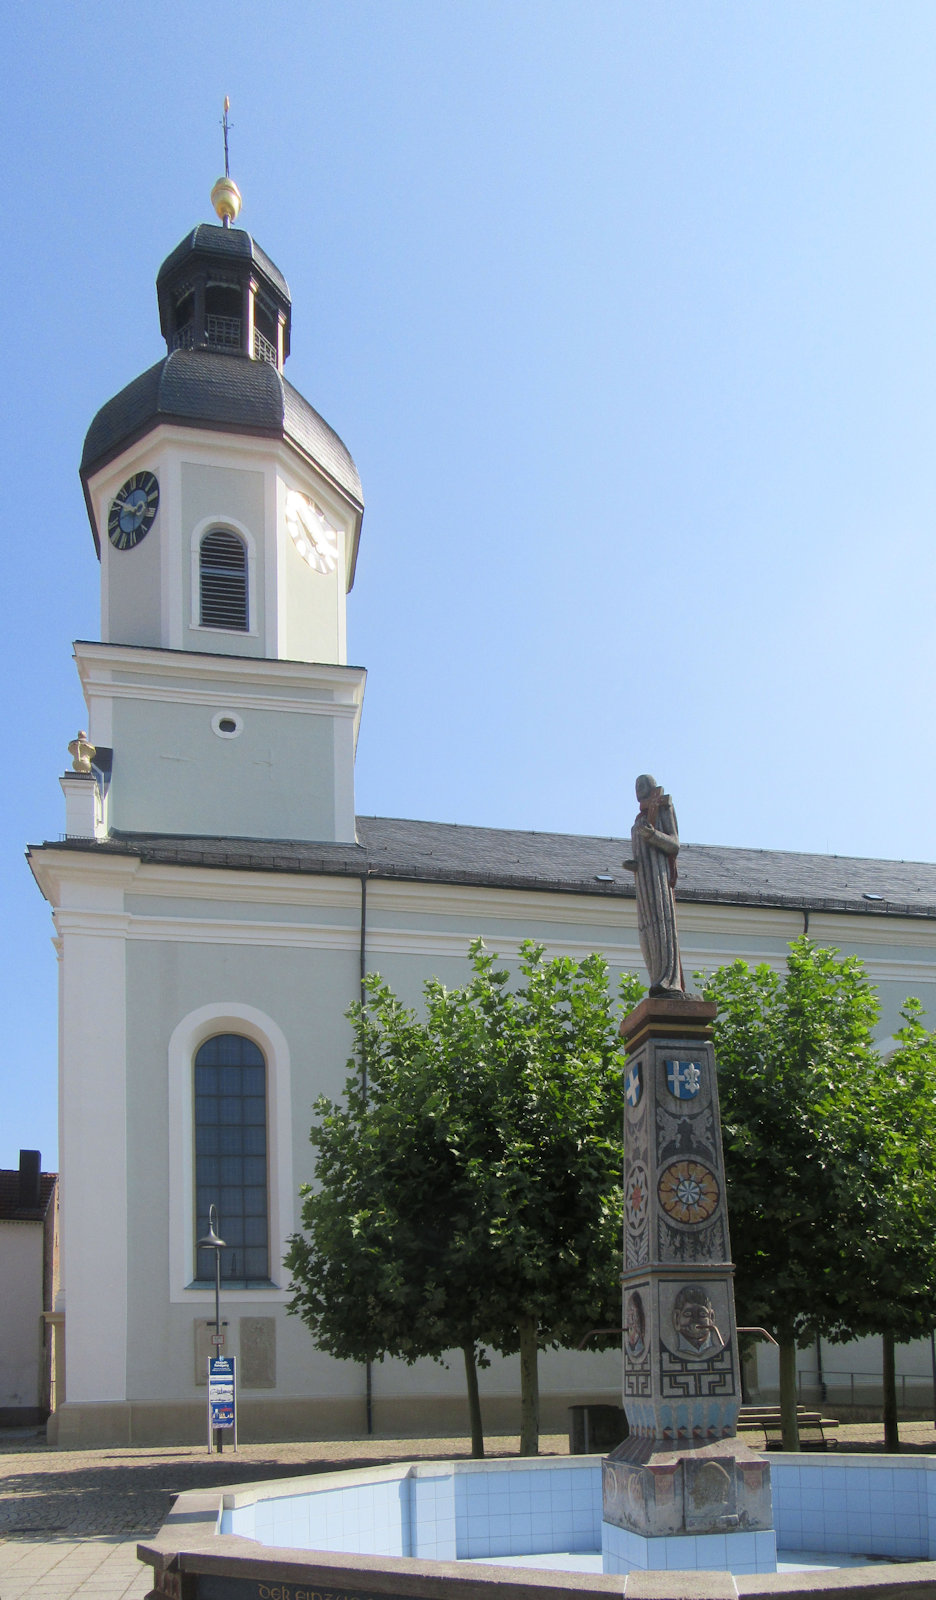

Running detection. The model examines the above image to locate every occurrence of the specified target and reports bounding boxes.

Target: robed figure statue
[624,773,684,995]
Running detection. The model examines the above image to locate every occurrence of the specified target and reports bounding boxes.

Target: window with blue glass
[194,1034,269,1283]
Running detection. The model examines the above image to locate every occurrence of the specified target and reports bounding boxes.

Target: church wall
[122,930,360,1401]
[58,912,128,1405]
[107,697,338,839]
[45,860,936,1443]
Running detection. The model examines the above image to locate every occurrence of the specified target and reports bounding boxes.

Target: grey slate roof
[157,225,290,301]
[30,815,936,920]
[80,350,363,508]
[0,1170,56,1223]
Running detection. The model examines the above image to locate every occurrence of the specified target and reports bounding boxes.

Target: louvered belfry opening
[200,529,248,630]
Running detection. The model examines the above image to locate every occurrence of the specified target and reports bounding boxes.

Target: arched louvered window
[200,529,248,631]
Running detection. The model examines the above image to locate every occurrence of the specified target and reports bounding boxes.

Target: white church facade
[28,202,936,1447]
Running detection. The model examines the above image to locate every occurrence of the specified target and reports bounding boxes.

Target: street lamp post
[198,1204,226,1453]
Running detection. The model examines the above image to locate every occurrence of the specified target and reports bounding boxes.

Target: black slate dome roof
[80,219,363,576]
[80,349,363,506]
[156,224,291,302]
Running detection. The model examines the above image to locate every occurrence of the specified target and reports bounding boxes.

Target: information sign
[208,1355,237,1448]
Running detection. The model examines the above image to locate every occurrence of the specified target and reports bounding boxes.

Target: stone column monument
[601,776,776,1575]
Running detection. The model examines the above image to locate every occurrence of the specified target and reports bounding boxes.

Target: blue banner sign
[209,1355,236,1430]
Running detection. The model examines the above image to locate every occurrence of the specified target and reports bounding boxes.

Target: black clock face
[108,471,159,550]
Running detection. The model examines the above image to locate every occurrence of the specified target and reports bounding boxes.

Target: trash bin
[568,1403,628,1455]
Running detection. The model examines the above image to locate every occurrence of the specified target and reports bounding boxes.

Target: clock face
[108,471,159,551]
[285,489,340,575]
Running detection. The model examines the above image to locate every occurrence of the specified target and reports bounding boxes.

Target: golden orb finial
[211,96,241,227]
[211,175,242,226]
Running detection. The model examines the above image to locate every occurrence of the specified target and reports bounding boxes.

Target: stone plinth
[618,996,741,1443]
[603,1436,773,1538]
[604,994,775,1573]
[602,1436,777,1575]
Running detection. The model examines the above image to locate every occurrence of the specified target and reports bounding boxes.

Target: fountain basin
[139,1452,936,1598]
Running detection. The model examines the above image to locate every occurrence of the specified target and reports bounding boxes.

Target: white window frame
[168,1002,293,1303]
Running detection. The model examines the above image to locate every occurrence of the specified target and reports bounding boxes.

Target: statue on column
[623,773,684,995]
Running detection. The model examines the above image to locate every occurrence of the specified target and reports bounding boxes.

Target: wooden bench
[738,1404,839,1450]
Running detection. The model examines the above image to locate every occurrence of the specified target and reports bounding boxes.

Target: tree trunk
[882,1330,900,1453]
[518,1316,540,1456]
[462,1344,485,1459]
[778,1336,800,1451]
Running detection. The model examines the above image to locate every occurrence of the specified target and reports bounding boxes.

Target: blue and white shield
[625,1062,643,1109]
[665,1059,702,1099]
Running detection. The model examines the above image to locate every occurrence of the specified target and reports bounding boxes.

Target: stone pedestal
[603,1436,776,1574]
[601,995,776,1575]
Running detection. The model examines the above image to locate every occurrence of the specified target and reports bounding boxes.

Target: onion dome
[80,222,363,559]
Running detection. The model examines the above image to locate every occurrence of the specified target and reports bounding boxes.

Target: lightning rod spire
[210,96,242,228]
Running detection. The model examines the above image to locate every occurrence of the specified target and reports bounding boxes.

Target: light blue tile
[894,1510,924,1535]
[663,1535,696,1568]
[894,1488,921,1512]
[819,1508,847,1540]
[727,1532,756,1562]
[893,1534,926,1557]
[822,1489,847,1513]
[868,1468,895,1491]
[695,1533,727,1569]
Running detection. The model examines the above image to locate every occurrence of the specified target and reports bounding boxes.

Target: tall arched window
[194,1034,268,1283]
[200,528,248,631]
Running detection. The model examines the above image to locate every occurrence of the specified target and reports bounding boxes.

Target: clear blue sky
[3,0,936,1167]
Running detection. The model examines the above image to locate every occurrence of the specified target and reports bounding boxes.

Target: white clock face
[285,489,340,575]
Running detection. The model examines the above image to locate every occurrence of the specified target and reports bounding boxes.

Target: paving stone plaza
[1,1425,935,1600]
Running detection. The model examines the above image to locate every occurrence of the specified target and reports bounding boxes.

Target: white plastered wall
[56,889,129,1403]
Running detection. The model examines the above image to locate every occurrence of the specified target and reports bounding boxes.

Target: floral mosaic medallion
[657,1158,719,1224]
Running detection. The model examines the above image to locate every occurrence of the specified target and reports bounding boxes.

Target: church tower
[74,179,365,843]
[29,174,377,1448]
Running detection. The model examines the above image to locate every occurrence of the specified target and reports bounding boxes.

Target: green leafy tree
[285,940,642,1456]
[702,938,936,1451]
[827,999,936,1450]
[700,938,881,1449]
